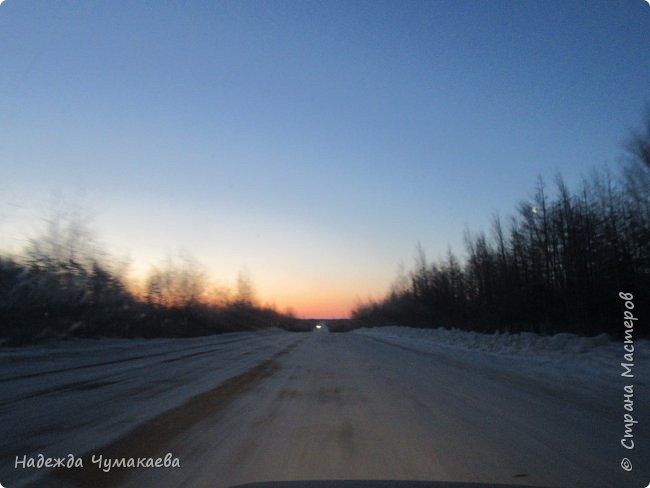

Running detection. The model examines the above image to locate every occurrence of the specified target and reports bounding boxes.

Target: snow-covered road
[1,327,648,488]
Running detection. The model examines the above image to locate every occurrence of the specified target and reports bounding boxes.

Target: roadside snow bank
[352,326,649,388]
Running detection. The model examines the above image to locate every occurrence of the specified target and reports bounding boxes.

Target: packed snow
[0,329,299,488]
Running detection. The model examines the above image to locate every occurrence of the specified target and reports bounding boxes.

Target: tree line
[353,110,650,338]
[0,210,298,345]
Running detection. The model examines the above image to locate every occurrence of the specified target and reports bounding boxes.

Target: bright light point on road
[316,324,322,329]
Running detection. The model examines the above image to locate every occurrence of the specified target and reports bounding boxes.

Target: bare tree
[235,269,257,306]
[626,104,650,170]
[145,252,207,308]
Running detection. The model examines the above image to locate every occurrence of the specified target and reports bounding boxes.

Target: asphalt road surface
[15,329,649,488]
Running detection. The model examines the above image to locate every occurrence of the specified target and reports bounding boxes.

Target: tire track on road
[36,338,302,488]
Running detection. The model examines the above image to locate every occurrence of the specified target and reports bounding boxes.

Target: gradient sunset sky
[1,1,649,317]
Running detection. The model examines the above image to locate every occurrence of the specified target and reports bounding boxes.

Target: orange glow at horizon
[284,299,352,319]
[124,271,373,319]
[253,280,376,319]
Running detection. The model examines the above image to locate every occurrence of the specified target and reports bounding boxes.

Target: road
[11,328,641,488]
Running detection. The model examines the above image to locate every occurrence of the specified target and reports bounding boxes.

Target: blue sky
[1,0,649,316]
